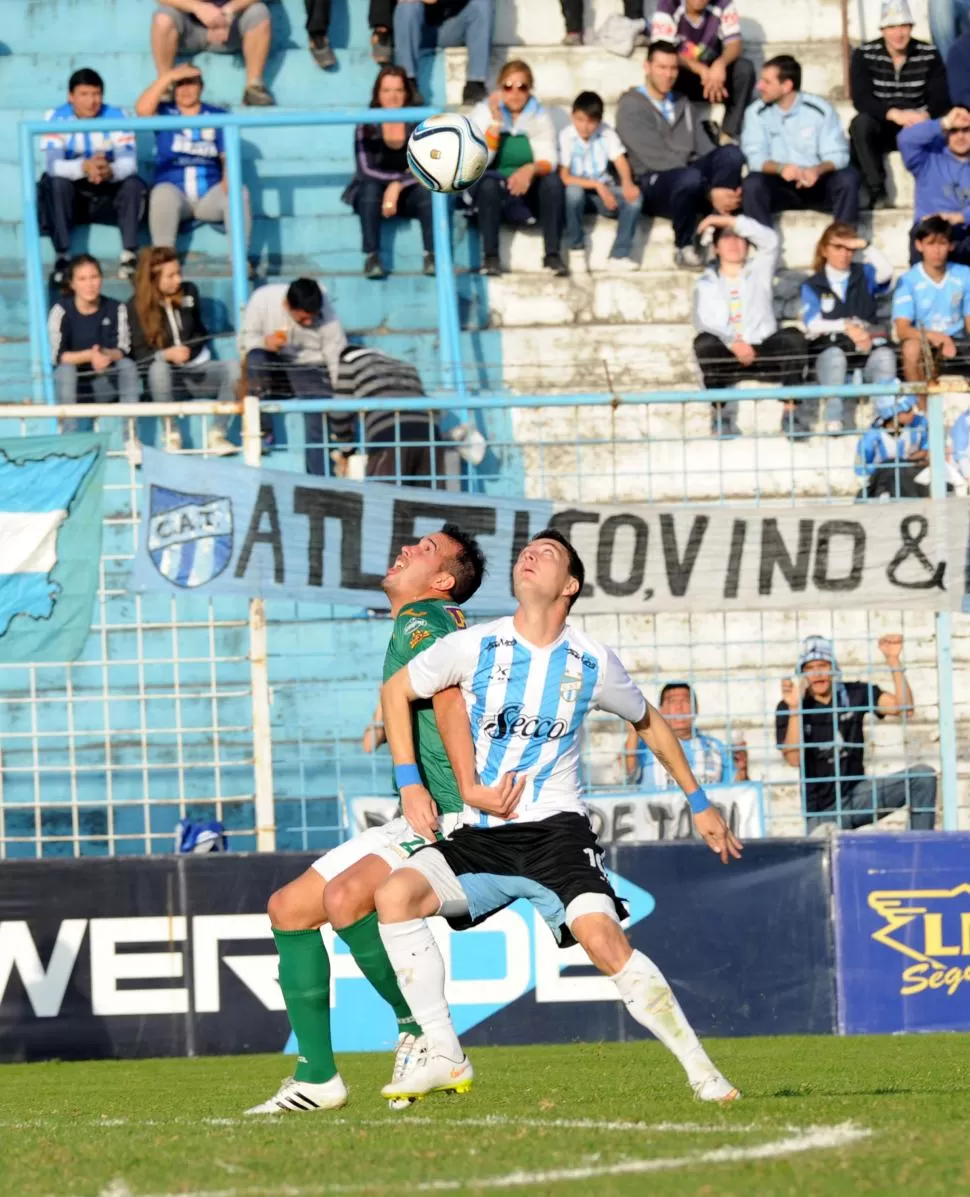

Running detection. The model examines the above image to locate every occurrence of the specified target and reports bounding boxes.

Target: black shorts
[420,812,628,948]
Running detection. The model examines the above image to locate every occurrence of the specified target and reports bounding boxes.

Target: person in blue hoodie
[37,68,147,288]
[855,393,930,498]
[899,105,970,264]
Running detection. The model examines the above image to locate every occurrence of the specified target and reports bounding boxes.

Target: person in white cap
[776,635,936,832]
[849,0,948,210]
[853,392,929,498]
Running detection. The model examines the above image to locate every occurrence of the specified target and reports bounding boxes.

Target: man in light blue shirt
[741,54,861,228]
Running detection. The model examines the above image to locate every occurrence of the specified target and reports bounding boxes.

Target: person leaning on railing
[239,276,347,474]
[776,634,936,833]
[48,253,139,434]
[342,66,434,281]
[135,65,253,263]
[127,247,239,457]
[691,212,809,440]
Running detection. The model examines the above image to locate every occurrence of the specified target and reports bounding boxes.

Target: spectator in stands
[38,68,147,287]
[343,66,434,280]
[559,0,644,46]
[649,0,756,144]
[692,213,810,438]
[899,107,970,265]
[240,277,347,473]
[741,55,861,228]
[304,0,337,68]
[331,345,446,485]
[150,1,274,107]
[951,402,970,476]
[624,680,747,786]
[616,42,744,269]
[931,0,970,62]
[802,222,896,434]
[559,91,643,273]
[394,0,493,106]
[470,60,566,276]
[855,393,930,498]
[777,634,936,831]
[136,66,252,264]
[893,216,970,391]
[48,254,139,428]
[849,0,948,211]
[127,247,238,456]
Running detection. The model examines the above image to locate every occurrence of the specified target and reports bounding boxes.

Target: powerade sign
[835,834,970,1034]
[0,843,834,1062]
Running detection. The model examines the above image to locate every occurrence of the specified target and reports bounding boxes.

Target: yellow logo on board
[868,884,970,997]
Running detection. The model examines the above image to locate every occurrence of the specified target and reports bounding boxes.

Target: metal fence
[0,386,964,859]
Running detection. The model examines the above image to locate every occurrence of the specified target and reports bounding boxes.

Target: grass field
[2,1035,969,1197]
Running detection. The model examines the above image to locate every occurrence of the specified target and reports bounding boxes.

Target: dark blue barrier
[834,833,970,1034]
[0,840,834,1062]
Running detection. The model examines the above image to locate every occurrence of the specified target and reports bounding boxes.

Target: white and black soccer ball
[407,113,489,194]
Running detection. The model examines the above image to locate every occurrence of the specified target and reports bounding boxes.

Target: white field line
[61,1121,871,1197]
[5,1115,765,1134]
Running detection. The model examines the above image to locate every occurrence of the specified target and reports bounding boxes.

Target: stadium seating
[0,0,963,849]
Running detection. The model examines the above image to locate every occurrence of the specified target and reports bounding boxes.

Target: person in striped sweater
[849,0,949,210]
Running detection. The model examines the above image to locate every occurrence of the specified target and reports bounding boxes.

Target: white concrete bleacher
[444,0,966,829]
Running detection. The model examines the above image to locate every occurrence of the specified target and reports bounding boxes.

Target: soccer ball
[407,114,489,193]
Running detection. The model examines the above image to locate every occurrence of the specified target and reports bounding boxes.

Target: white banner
[349,785,764,845]
[584,785,765,843]
[135,453,970,613]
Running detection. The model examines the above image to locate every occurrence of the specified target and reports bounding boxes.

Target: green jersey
[383,598,467,814]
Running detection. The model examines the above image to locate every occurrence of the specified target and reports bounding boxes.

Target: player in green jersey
[246,524,521,1115]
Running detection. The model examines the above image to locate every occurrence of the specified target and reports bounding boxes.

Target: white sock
[612,950,717,1086]
[378,918,463,1061]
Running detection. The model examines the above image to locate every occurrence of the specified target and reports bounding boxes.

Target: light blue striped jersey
[892,262,970,336]
[407,616,647,826]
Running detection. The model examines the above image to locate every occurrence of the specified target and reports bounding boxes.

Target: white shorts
[311,812,464,883]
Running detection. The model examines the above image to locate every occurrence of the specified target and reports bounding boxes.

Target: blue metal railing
[18,106,467,414]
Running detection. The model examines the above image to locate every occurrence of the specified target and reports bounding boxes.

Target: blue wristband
[686,787,711,814]
[395,763,422,789]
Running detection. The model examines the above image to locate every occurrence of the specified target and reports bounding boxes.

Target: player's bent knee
[375,867,435,922]
[268,872,327,931]
[570,913,631,976]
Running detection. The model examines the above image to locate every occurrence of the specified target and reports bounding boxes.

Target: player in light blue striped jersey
[375,529,742,1105]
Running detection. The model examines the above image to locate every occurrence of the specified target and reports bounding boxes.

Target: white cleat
[387,1032,427,1110]
[244,1073,348,1114]
[381,1050,474,1102]
[692,1072,741,1104]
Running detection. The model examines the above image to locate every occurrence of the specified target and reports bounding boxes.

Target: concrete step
[490,0,931,47]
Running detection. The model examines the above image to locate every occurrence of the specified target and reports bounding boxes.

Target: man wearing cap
[777,635,936,832]
[900,106,970,266]
[136,65,253,258]
[692,212,809,438]
[849,0,948,211]
[854,392,929,498]
[625,680,747,788]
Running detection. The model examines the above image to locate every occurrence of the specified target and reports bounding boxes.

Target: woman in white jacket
[692,213,809,439]
[470,60,567,276]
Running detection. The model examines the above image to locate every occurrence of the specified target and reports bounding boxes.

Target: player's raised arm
[433,687,525,820]
[631,702,743,863]
[381,665,439,841]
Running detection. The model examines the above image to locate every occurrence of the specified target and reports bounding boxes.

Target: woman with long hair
[800,221,896,433]
[48,253,139,430]
[342,65,434,280]
[469,60,566,276]
[127,247,239,454]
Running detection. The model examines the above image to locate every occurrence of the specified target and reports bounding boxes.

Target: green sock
[273,928,338,1084]
[336,912,422,1037]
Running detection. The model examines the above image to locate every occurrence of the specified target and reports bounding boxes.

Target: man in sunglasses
[900,105,970,265]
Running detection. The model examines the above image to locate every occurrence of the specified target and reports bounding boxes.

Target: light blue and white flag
[0,434,106,663]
